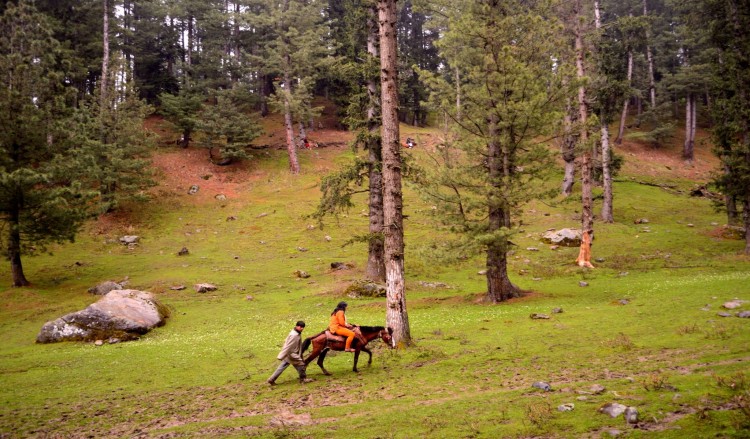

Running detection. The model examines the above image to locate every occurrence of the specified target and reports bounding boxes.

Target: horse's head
[380,327,395,349]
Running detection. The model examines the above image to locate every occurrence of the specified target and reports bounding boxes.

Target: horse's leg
[317,348,332,376]
[361,347,373,366]
[353,350,360,373]
[304,340,321,367]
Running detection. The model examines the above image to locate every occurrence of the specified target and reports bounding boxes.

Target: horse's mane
[358,325,385,333]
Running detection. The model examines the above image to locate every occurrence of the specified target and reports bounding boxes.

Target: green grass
[1,129,749,438]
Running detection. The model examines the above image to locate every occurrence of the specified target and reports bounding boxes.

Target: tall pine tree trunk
[574,1,594,268]
[8,194,29,287]
[281,0,300,174]
[615,49,633,144]
[283,70,300,173]
[644,0,656,108]
[601,122,614,222]
[378,0,410,346]
[485,113,519,302]
[366,5,385,282]
[683,93,695,162]
[455,67,461,122]
[561,96,576,196]
[101,0,109,107]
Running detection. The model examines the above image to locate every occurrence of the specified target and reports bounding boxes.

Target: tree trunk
[485,113,520,302]
[601,122,614,223]
[101,0,110,107]
[615,49,633,144]
[8,198,29,287]
[574,0,594,268]
[745,192,750,255]
[281,0,300,174]
[683,94,695,162]
[644,0,656,108]
[366,4,385,282]
[561,96,576,196]
[283,73,300,173]
[455,67,461,122]
[378,0,411,347]
[260,74,272,117]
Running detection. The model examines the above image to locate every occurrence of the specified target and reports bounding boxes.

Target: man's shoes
[300,378,313,384]
[266,379,276,386]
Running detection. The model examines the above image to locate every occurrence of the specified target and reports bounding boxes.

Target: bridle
[379,328,395,349]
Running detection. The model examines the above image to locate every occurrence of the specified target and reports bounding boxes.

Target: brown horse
[301,326,394,375]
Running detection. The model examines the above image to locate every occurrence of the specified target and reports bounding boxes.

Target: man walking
[267,321,312,385]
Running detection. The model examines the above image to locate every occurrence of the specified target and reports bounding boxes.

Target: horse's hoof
[323,372,332,376]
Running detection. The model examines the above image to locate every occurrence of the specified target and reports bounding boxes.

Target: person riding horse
[329,301,356,352]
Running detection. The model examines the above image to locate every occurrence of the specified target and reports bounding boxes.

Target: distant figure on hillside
[329,301,356,352]
[404,137,416,148]
[267,321,312,385]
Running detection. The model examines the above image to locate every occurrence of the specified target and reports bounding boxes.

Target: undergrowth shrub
[677,323,700,335]
[714,372,750,430]
[641,372,676,391]
[524,401,553,429]
[702,322,734,340]
[604,332,635,351]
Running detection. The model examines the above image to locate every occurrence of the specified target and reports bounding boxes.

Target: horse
[301,326,394,375]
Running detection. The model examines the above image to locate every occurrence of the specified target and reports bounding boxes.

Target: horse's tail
[301,330,325,353]
[301,337,312,353]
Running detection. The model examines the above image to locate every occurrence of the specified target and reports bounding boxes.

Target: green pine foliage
[0,1,96,285]
[195,88,263,164]
[159,88,204,147]
[416,0,568,269]
[69,72,157,213]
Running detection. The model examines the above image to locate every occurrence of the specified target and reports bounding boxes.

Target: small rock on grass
[723,300,743,309]
[530,313,550,320]
[599,402,627,418]
[532,381,552,391]
[195,283,218,293]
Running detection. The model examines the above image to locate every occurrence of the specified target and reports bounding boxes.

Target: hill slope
[0,114,748,438]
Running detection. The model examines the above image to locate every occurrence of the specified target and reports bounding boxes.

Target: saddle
[325,327,367,347]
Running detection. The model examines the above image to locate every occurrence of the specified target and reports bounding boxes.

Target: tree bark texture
[378,0,411,346]
[601,123,614,223]
[101,0,110,107]
[283,67,300,173]
[615,49,633,144]
[281,0,300,174]
[644,0,656,108]
[561,97,576,196]
[485,113,520,302]
[8,196,29,287]
[574,0,594,268]
[366,5,385,282]
[683,93,695,162]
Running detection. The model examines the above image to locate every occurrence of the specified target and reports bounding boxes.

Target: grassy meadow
[0,121,749,438]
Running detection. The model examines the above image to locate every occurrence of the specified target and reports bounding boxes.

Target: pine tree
[703,0,750,253]
[195,88,263,164]
[255,0,334,173]
[418,0,567,301]
[159,88,204,148]
[0,2,95,286]
[70,57,157,214]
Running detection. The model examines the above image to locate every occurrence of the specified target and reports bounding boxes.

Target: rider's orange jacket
[329,310,348,333]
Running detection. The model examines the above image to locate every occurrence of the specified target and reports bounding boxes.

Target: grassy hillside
[0,117,748,438]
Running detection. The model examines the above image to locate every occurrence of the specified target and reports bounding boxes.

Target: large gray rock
[87,280,123,295]
[36,290,169,343]
[541,228,583,247]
